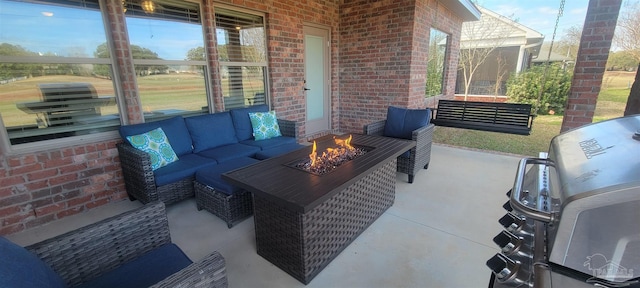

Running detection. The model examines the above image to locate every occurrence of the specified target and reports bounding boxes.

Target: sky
[0,0,633,59]
[474,0,590,41]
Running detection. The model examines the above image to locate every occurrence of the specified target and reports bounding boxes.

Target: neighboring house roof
[441,0,481,22]
[533,46,573,63]
[460,6,544,55]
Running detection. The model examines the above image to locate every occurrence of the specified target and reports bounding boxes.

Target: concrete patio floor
[7,144,524,288]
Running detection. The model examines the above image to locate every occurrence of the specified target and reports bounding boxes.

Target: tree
[426,29,447,97]
[94,43,166,77]
[607,50,637,71]
[506,64,572,115]
[458,7,517,99]
[614,1,640,115]
[555,25,582,61]
[186,46,205,61]
[0,43,40,80]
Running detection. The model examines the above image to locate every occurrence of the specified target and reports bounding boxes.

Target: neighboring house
[532,46,574,70]
[456,6,544,96]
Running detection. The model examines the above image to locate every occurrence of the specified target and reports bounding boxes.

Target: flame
[334,134,354,149]
[309,135,355,168]
[309,141,317,167]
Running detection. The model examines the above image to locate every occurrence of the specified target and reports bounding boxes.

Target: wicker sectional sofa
[117,105,302,226]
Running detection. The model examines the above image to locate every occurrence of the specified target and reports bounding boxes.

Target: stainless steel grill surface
[487,115,640,288]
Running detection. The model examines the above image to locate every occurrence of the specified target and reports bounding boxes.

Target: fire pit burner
[287,135,371,175]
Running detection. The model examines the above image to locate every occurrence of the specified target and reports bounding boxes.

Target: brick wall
[1,0,466,235]
[338,0,464,133]
[0,140,126,235]
[0,0,340,236]
[561,0,621,132]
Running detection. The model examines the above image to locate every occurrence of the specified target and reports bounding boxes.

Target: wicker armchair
[25,202,228,288]
[364,120,434,183]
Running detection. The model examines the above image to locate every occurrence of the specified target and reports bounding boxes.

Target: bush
[506,64,572,115]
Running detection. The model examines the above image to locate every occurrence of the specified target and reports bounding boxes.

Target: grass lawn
[433,71,631,156]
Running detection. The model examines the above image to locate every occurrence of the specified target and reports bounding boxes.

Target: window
[215,7,268,110]
[0,0,119,146]
[125,0,208,122]
[426,28,449,97]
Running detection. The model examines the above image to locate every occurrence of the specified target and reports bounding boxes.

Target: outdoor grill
[487,115,640,288]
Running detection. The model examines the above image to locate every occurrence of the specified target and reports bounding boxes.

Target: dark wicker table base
[194,181,253,228]
[253,159,397,284]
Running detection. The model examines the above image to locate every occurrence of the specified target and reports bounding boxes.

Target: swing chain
[536,0,566,112]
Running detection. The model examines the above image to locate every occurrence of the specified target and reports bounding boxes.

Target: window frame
[426,27,450,98]
[0,0,121,154]
[214,5,270,110]
[124,0,212,122]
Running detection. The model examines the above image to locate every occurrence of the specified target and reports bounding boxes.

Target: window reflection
[426,28,449,97]
[124,0,208,121]
[215,8,268,110]
[0,0,119,145]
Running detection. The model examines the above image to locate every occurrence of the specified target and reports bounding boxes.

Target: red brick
[56,206,85,218]
[1,210,36,226]
[0,175,25,187]
[9,163,43,176]
[59,163,87,175]
[44,157,73,169]
[25,180,49,191]
[67,195,93,207]
[0,223,25,235]
[49,174,78,186]
[34,203,65,217]
[0,194,30,207]
[27,168,58,181]
[0,205,22,218]
[86,198,111,209]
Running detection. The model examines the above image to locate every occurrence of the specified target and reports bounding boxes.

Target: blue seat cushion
[184,112,239,153]
[229,104,269,141]
[76,243,192,288]
[196,143,260,163]
[196,157,260,195]
[255,143,305,160]
[383,106,431,140]
[0,237,66,288]
[240,136,297,150]
[154,154,217,186]
[119,116,193,156]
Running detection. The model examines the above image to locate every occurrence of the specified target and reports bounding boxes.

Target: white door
[304,25,330,135]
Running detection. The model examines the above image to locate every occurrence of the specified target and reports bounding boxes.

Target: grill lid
[545,115,640,283]
[548,115,640,200]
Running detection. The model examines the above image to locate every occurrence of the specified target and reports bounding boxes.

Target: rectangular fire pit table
[222,134,414,284]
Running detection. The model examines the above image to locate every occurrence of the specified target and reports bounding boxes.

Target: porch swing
[431,0,566,136]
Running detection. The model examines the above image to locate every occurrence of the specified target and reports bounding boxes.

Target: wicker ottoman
[194,157,259,228]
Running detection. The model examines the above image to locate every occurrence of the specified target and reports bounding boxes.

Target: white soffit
[440,0,481,22]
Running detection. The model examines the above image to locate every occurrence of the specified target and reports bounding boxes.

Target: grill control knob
[498,213,533,237]
[503,200,513,212]
[486,253,529,287]
[493,230,533,259]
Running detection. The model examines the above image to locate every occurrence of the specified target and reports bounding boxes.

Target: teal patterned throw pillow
[126,127,179,170]
[248,110,282,140]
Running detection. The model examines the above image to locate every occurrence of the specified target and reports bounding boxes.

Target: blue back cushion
[229,104,269,141]
[0,237,66,288]
[383,106,431,140]
[119,116,193,156]
[184,112,238,153]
